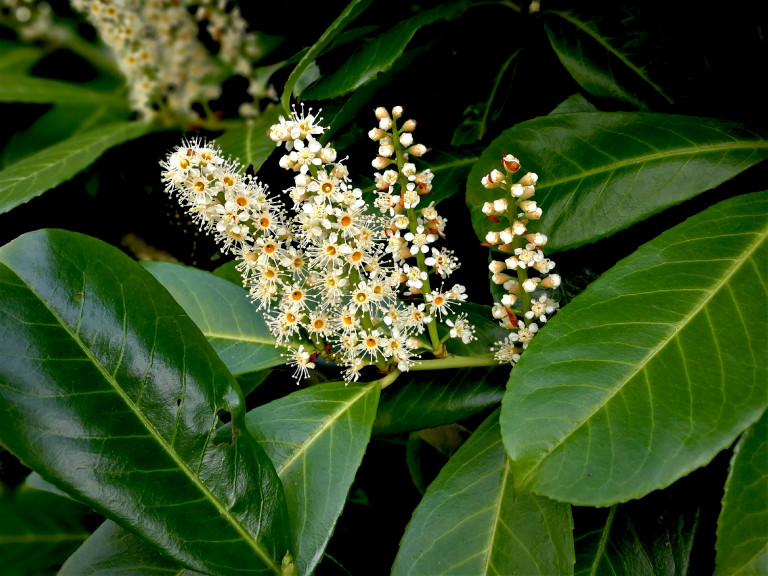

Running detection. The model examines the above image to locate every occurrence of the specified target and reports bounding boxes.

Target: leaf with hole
[143,261,287,375]
[501,191,768,505]
[466,112,768,252]
[0,229,289,575]
[393,409,574,576]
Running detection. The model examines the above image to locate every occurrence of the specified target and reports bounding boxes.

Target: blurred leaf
[237,369,273,397]
[0,489,91,576]
[23,472,72,500]
[215,107,282,172]
[212,259,242,285]
[303,2,469,101]
[142,261,288,375]
[0,121,152,214]
[574,483,699,575]
[549,93,599,115]
[0,229,288,575]
[374,367,505,435]
[281,0,373,112]
[0,41,45,73]
[59,519,204,576]
[1,104,129,168]
[393,409,574,576]
[715,409,768,575]
[544,10,672,109]
[466,112,768,252]
[0,74,124,105]
[247,382,380,576]
[501,191,768,504]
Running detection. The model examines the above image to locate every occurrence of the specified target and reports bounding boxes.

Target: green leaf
[0,230,288,575]
[466,113,768,252]
[60,520,204,576]
[574,481,699,575]
[393,409,574,576]
[246,382,380,576]
[303,2,469,101]
[544,10,673,109]
[0,121,152,215]
[215,107,282,172]
[213,259,243,285]
[420,149,478,205]
[142,261,287,376]
[549,93,598,115]
[374,367,505,435]
[0,74,124,105]
[0,41,45,73]
[0,489,91,576]
[281,0,373,112]
[1,104,129,168]
[501,191,768,505]
[715,408,768,575]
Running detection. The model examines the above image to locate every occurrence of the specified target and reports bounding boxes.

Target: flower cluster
[480,154,561,364]
[162,106,474,383]
[367,106,476,348]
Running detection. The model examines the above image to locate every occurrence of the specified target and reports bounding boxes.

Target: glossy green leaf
[246,381,380,576]
[1,104,129,168]
[213,259,242,285]
[0,74,123,105]
[549,93,598,115]
[0,121,151,214]
[574,481,699,575]
[142,261,287,375]
[466,113,768,252]
[24,471,72,500]
[0,488,91,576]
[281,0,372,112]
[59,520,204,576]
[302,2,469,101]
[544,10,672,109]
[374,367,505,435]
[0,229,288,575]
[215,107,282,172]
[715,409,768,575]
[501,191,768,505]
[393,409,574,576]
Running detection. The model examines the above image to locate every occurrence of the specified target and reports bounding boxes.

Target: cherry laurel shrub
[0,1,766,575]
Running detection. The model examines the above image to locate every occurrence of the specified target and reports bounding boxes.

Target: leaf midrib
[480,457,510,575]
[518,219,768,488]
[8,263,280,575]
[537,140,768,191]
[273,385,375,477]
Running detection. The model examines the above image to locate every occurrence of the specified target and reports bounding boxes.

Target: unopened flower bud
[492,272,511,285]
[279,155,295,170]
[402,119,417,132]
[399,132,414,147]
[482,202,495,215]
[499,228,514,244]
[519,172,538,186]
[489,260,506,273]
[526,232,547,246]
[408,144,427,157]
[510,221,526,236]
[402,163,417,178]
[504,256,519,269]
[392,105,403,118]
[332,163,348,180]
[295,173,311,187]
[320,146,337,163]
[372,156,391,170]
[379,143,395,157]
[502,153,521,172]
[505,280,521,294]
[394,215,410,229]
[482,169,505,189]
[541,274,561,288]
[399,245,412,259]
[368,128,387,141]
[510,183,525,197]
[521,185,536,200]
[375,107,390,120]
[498,243,514,253]
[520,200,538,215]
[493,198,508,213]
[379,117,392,130]
[485,231,501,245]
[501,293,518,307]
[492,304,507,319]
